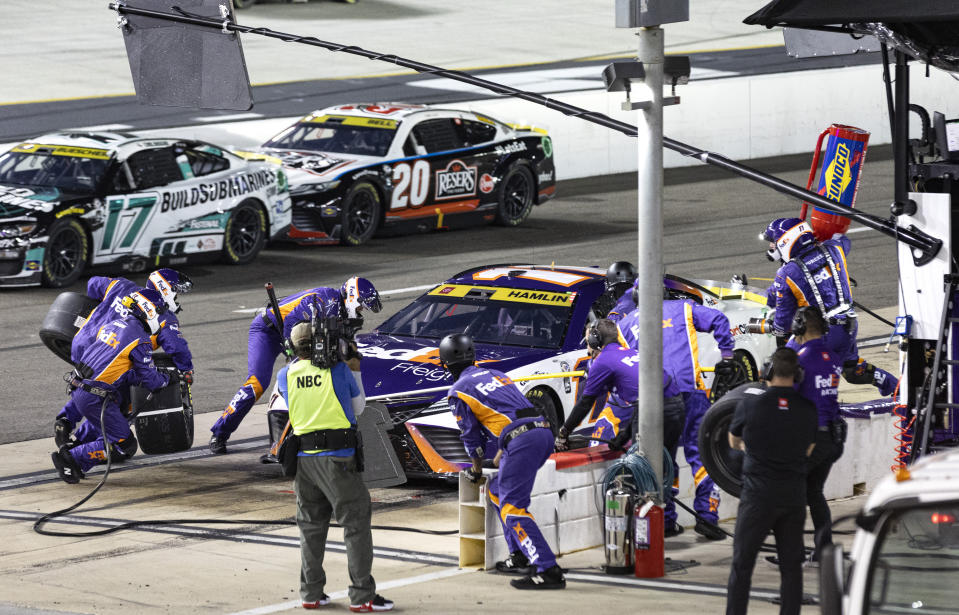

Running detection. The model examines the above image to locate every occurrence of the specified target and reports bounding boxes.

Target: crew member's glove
[608,428,631,451]
[554,426,569,452]
[181,370,194,385]
[464,467,483,484]
[713,358,736,380]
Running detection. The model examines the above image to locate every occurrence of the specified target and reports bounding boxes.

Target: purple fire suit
[663,299,735,525]
[59,317,169,472]
[767,235,897,396]
[448,365,557,573]
[212,287,341,440]
[607,281,638,323]
[580,343,639,445]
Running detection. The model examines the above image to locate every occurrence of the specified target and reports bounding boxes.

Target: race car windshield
[264,122,396,157]
[0,151,108,193]
[376,296,571,349]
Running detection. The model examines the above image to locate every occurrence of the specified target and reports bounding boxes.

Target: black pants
[807,430,842,560]
[662,394,686,525]
[726,491,806,615]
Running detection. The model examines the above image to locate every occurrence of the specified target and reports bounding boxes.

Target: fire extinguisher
[801,124,870,241]
[604,485,634,574]
[633,497,664,578]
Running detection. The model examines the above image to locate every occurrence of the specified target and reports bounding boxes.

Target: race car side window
[410,119,466,154]
[454,119,497,146]
[403,133,428,157]
[126,147,183,189]
[184,148,229,177]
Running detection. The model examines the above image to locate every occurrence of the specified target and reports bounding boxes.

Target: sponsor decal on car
[435,160,477,200]
[494,142,527,156]
[12,143,110,160]
[160,170,276,212]
[390,361,448,382]
[0,186,56,212]
[479,173,495,194]
[305,114,398,129]
[541,137,553,158]
[25,260,39,270]
[427,284,574,306]
[538,171,553,183]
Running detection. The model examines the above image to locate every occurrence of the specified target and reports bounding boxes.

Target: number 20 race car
[268,265,777,481]
[251,103,556,246]
[0,132,292,287]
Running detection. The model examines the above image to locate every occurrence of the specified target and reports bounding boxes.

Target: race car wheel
[340,182,381,246]
[42,218,89,288]
[698,381,760,498]
[133,353,194,454]
[222,200,266,265]
[39,291,100,364]
[709,349,757,403]
[494,165,535,227]
[525,386,562,435]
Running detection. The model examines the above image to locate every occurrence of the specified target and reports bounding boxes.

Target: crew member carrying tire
[761,217,897,396]
[440,333,565,591]
[50,289,171,484]
[210,277,381,454]
[55,269,194,448]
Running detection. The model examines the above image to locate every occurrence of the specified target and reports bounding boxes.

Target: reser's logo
[435,160,477,200]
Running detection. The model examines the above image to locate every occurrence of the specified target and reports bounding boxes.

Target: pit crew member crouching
[50,290,171,484]
[440,333,565,590]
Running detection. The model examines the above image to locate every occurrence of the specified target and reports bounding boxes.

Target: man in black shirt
[725,347,817,615]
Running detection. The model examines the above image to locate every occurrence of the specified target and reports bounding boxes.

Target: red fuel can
[633,500,664,578]
[801,124,870,240]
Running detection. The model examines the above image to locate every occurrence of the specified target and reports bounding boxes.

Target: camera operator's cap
[290,321,312,353]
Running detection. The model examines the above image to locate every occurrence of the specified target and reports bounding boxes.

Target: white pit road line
[226,567,471,614]
[231,283,438,314]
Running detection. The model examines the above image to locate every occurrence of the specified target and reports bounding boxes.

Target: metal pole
[636,26,664,501]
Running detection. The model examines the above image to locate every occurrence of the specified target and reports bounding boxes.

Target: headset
[587,323,603,350]
[791,305,824,338]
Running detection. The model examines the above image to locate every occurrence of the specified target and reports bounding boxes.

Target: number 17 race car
[250,103,556,246]
[0,132,291,287]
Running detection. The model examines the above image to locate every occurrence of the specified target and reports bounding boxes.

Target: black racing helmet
[439,333,475,371]
[605,261,637,294]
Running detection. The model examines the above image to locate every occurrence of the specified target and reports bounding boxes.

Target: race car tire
[698,381,760,499]
[494,164,535,227]
[221,199,266,265]
[525,386,562,435]
[41,217,89,288]
[132,353,194,454]
[39,291,100,364]
[709,349,757,403]
[340,181,381,246]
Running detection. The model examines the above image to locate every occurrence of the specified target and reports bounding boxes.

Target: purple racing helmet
[341,277,382,319]
[760,217,816,262]
[122,288,167,334]
[147,268,193,313]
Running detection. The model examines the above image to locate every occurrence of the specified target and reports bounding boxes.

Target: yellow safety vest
[287,359,351,454]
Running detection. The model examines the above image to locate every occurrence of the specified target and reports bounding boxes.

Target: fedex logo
[814,374,838,389]
[110,296,132,318]
[476,376,511,395]
[513,522,540,564]
[97,329,119,349]
[813,268,832,284]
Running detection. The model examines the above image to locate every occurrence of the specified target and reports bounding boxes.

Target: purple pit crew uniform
[663,298,735,525]
[212,287,340,440]
[448,366,557,573]
[607,281,638,324]
[581,343,639,445]
[61,317,169,472]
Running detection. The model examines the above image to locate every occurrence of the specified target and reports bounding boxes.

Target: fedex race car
[0,132,291,287]
[269,265,777,480]
[250,103,556,246]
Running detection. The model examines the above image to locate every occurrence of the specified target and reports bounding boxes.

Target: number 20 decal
[390,160,430,209]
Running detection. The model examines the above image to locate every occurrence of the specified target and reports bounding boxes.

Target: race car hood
[258,148,383,184]
[0,182,84,217]
[357,332,559,403]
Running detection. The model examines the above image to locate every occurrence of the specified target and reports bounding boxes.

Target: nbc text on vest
[296,374,324,388]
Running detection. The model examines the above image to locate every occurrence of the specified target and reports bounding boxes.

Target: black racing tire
[494,165,535,227]
[698,381,762,498]
[709,349,758,403]
[340,182,381,246]
[41,217,89,288]
[133,353,194,454]
[525,386,562,435]
[221,200,266,265]
[39,292,100,364]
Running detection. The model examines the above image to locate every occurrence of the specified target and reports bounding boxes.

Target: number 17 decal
[390,160,430,209]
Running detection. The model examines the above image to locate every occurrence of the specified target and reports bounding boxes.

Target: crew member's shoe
[209,435,228,455]
[51,446,84,484]
[302,594,331,609]
[349,594,394,612]
[259,453,279,464]
[694,519,726,540]
[495,550,532,574]
[664,523,685,538]
[510,565,566,590]
[54,418,74,448]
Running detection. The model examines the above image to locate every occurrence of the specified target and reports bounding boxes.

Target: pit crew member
[50,290,171,484]
[210,277,381,454]
[761,217,897,396]
[55,269,194,447]
[662,294,736,540]
[440,333,565,591]
[604,261,638,323]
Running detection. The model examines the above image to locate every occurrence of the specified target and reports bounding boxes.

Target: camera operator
[278,320,393,612]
